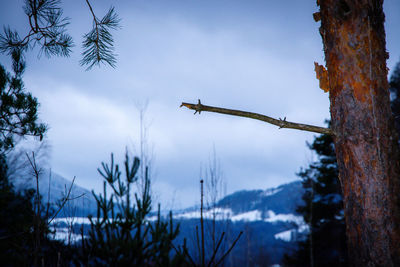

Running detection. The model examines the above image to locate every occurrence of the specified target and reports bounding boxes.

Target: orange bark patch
[352,80,369,102]
[314,62,330,93]
[313,12,321,22]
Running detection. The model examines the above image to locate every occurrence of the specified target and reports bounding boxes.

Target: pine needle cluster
[80,5,120,70]
[0,0,72,57]
[0,0,120,70]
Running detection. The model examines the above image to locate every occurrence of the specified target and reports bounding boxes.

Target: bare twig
[200,179,205,267]
[0,231,27,240]
[180,100,332,135]
[65,193,86,201]
[196,225,201,264]
[215,231,243,267]
[45,170,52,219]
[84,0,99,44]
[207,232,225,267]
[183,178,242,267]
[48,176,84,224]
[25,152,42,267]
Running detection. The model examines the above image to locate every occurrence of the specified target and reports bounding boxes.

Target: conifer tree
[76,152,186,266]
[0,49,46,152]
[0,48,53,267]
[282,130,348,266]
[389,60,400,136]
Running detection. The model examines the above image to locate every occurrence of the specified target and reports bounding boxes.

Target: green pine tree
[282,128,348,267]
[76,152,187,266]
[0,49,46,152]
[389,60,400,136]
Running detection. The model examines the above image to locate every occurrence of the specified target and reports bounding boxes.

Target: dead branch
[207,232,225,267]
[48,176,84,224]
[214,231,243,267]
[180,100,332,135]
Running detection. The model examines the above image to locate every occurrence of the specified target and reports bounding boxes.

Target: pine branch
[81,1,120,70]
[180,99,332,135]
[0,0,73,57]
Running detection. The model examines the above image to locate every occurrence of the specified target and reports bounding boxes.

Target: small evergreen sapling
[77,152,186,266]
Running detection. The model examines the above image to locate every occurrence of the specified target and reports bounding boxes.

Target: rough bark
[317,0,400,265]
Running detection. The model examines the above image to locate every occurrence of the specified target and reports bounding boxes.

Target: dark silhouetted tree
[390,60,400,137]
[76,152,186,267]
[0,152,78,267]
[0,154,36,266]
[282,128,348,267]
[0,50,46,152]
[0,48,49,266]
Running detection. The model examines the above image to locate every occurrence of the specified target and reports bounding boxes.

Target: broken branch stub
[180,99,332,135]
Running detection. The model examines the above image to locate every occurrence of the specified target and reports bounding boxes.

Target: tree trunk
[318,0,400,265]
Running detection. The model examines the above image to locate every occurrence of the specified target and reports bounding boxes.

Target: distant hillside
[15,172,307,266]
[218,181,304,214]
[172,180,307,266]
[11,169,97,218]
[174,180,304,221]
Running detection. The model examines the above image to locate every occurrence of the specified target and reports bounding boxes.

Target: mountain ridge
[12,170,305,226]
[14,172,306,266]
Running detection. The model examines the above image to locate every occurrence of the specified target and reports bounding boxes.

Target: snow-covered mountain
[173,181,308,239]
[171,181,307,266]
[13,170,307,266]
[174,181,304,221]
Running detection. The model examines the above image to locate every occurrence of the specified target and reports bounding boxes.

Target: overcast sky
[1,0,399,209]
